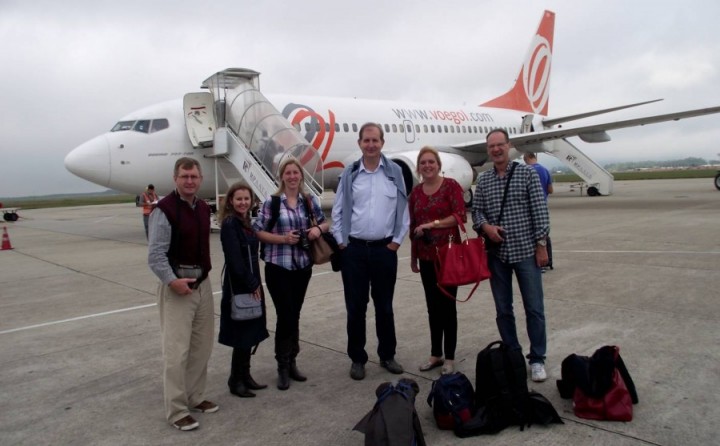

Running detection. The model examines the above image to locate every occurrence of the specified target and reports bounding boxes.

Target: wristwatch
[537,239,547,247]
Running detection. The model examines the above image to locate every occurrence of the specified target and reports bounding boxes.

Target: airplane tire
[4,213,18,222]
[463,189,473,207]
[586,186,600,197]
[714,172,720,191]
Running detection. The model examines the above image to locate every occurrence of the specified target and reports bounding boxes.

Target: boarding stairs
[183,68,323,206]
[545,139,614,196]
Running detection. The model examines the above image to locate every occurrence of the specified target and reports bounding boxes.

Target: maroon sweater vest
[156,191,212,281]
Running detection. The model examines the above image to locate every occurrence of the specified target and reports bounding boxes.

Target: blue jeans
[488,254,546,364]
[340,242,398,364]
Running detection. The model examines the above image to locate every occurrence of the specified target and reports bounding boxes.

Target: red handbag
[573,368,633,421]
[434,214,491,302]
[571,346,636,421]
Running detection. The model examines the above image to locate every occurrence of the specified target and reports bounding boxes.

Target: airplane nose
[64,135,111,187]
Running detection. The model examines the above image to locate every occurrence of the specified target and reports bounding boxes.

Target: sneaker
[531,363,547,382]
[350,362,365,380]
[172,415,199,431]
[190,400,219,413]
[380,359,404,374]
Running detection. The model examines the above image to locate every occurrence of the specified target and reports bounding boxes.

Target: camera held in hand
[296,230,311,251]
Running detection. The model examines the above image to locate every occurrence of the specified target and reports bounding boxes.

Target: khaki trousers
[157,280,215,423]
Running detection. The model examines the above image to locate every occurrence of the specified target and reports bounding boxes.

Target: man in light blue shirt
[331,123,410,380]
[524,152,554,270]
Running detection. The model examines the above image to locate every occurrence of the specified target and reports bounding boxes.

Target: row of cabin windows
[299,121,518,136]
[111,117,517,138]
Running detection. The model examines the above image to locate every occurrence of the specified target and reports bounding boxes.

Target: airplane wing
[541,99,663,127]
[449,105,720,156]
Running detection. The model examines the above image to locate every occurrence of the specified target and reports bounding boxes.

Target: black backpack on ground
[354,378,427,446]
[455,340,562,437]
[426,372,475,430]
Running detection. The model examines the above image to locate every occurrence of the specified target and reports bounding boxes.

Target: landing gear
[463,188,474,207]
[714,171,720,191]
[587,186,600,197]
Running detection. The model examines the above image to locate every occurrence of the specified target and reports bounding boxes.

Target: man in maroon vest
[148,157,217,431]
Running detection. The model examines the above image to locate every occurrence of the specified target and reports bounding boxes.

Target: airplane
[65,10,720,207]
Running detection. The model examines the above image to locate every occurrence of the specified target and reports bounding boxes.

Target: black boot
[276,338,292,390]
[229,348,255,398]
[289,330,307,382]
[244,374,268,390]
[277,367,290,390]
[289,360,307,382]
[238,347,267,390]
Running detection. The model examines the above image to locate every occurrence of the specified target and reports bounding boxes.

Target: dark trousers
[143,214,150,239]
[341,242,398,364]
[419,260,457,360]
[265,263,312,366]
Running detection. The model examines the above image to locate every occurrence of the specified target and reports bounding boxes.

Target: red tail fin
[481,10,555,116]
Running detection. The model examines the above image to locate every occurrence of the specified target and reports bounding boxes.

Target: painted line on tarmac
[0,303,157,335]
[0,261,387,336]
[559,249,720,254]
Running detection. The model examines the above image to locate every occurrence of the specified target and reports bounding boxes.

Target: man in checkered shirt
[471,128,551,382]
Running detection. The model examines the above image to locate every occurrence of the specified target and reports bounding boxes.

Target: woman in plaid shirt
[254,158,329,390]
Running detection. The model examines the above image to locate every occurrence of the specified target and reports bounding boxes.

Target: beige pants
[157,280,215,423]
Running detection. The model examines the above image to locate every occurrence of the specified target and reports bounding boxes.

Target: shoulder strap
[496,162,518,225]
[303,193,318,226]
[615,352,639,404]
[265,195,281,232]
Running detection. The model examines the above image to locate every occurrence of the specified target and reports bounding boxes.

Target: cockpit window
[111,121,135,132]
[133,120,151,133]
[150,119,169,133]
[110,118,169,133]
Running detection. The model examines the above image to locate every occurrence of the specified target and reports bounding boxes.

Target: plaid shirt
[253,193,326,270]
[471,162,549,263]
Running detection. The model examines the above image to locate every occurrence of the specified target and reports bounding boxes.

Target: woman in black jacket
[218,182,269,397]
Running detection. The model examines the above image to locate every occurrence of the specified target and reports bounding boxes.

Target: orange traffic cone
[1,226,13,250]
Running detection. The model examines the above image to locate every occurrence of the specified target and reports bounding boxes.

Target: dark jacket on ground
[218,216,269,349]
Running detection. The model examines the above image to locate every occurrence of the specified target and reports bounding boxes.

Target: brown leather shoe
[172,415,199,431]
[190,400,219,413]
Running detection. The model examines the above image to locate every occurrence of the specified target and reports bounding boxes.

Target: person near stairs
[254,158,329,390]
[219,182,270,398]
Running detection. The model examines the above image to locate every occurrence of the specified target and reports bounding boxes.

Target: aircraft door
[403,120,416,143]
[184,92,216,148]
[521,114,535,133]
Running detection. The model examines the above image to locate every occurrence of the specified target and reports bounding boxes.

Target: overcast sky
[1,0,719,198]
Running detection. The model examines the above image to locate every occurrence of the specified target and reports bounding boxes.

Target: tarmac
[0,178,718,446]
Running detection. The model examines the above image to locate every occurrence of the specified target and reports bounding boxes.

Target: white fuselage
[65,94,525,198]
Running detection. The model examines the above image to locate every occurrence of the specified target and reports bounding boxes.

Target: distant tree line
[604,157,719,171]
